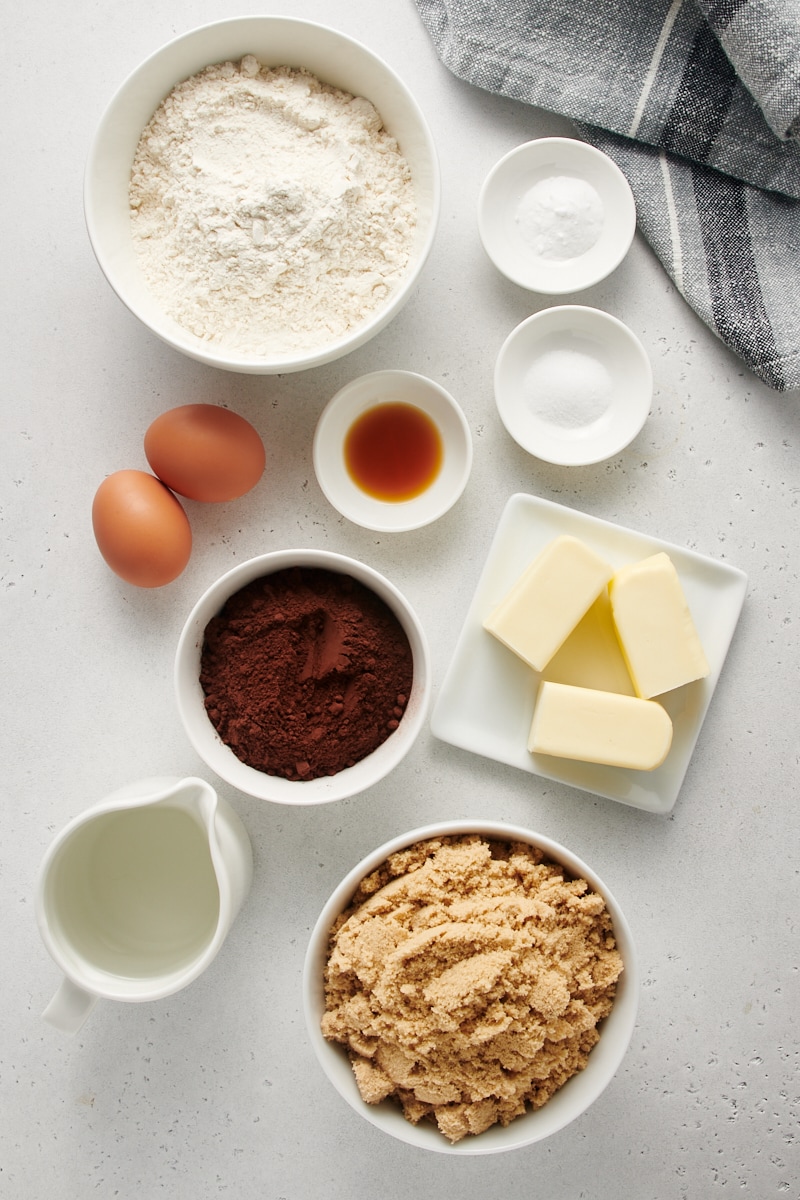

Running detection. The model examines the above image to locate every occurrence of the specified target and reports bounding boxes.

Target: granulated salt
[525,346,613,428]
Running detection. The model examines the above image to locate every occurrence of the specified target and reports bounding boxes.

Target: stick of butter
[609,552,710,698]
[483,535,614,672]
[528,680,673,770]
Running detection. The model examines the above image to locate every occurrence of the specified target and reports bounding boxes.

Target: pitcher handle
[42,977,98,1035]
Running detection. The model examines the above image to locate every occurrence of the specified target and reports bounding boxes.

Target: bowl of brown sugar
[175,550,431,804]
[303,821,639,1153]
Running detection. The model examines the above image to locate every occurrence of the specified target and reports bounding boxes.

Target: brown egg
[144,404,266,503]
[92,470,192,587]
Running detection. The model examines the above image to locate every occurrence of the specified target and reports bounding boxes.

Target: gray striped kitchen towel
[413,0,800,392]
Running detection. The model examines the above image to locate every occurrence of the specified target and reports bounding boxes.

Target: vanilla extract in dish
[344,402,443,501]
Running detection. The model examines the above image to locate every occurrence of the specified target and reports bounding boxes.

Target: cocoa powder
[199,567,414,781]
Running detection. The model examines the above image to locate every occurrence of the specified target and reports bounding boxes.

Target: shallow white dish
[478,137,636,294]
[495,306,652,466]
[84,16,440,374]
[313,370,472,531]
[430,494,747,814]
[303,819,638,1155]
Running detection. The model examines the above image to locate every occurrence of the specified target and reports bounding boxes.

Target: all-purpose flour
[129,56,417,355]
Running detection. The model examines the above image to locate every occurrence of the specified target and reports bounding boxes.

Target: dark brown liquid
[344,402,443,501]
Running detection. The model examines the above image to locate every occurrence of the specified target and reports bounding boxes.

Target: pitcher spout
[159,776,254,922]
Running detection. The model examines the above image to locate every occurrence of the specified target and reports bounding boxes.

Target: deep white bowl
[478,137,636,294]
[494,306,653,466]
[85,17,440,374]
[175,550,431,804]
[313,370,473,532]
[303,820,639,1154]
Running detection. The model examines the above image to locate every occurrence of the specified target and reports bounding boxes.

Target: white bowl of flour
[85,17,440,374]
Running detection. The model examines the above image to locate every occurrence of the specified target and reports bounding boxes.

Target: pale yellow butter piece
[542,590,636,696]
[609,552,710,698]
[528,680,673,770]
[483,535,614,672]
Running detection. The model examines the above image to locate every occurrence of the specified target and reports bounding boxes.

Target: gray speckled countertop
[3,1,799,1197]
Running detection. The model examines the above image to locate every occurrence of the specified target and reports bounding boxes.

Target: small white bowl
[494,306,652,466]
[478,138,636,294]
[303,820,639,1155]
[313,370,473,532]
[85,17,440,374]
[174,550,431,805]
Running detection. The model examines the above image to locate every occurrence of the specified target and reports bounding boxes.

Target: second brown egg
[145,404,266,503]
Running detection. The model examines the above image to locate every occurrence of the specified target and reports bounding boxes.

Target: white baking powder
[525,347,613,428]
[514,175,604,261]
[129,56,417,355]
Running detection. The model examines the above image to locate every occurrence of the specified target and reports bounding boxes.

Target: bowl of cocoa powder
[303,821,639,1153]
[84,16,440,374]
[175,550,431,804]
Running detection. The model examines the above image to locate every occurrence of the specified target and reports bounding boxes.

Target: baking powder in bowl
[129,56,417,355]
[514,176,604,261]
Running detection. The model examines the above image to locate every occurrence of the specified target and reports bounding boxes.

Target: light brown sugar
[321,835,623,1143]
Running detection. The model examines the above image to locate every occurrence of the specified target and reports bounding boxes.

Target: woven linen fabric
[413,0,800,391]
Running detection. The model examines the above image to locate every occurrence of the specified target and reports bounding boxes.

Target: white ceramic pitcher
[35,775,253,1035]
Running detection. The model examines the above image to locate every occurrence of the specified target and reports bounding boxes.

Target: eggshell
[92,470,192,588]
[144,404,266,503]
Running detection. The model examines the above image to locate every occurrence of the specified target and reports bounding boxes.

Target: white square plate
[430,493,748,813]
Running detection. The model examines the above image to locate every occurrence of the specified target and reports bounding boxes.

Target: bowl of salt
[494,306,652,466]
[478,137,636,294]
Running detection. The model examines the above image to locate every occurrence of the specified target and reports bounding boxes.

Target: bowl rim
[494,304,653,466]
[302,818,640,1154]
[84,15,441,375]
[312,369,474,532]
[174,549,431,805]
[477,135,636,295]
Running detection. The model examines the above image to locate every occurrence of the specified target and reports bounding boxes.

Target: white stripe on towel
[629,0,686,138]
[659,150,685,295]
